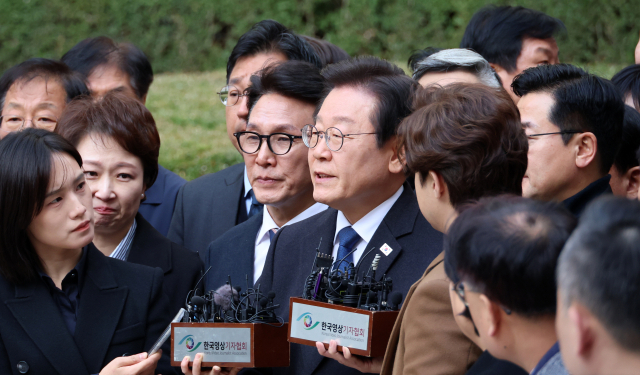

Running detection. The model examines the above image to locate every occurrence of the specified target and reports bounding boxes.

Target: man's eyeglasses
[302,124,376,152]
[234,131,302,155]
[217,85,249,107]
[0,115,58,132]
[526,130,582,139]
[452,281,512,337]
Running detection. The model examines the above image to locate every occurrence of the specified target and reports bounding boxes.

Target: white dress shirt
[253,202,328,283]
[332,186,404,266]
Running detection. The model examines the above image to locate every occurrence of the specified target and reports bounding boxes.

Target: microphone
[189,295,206,322]
[387,292,402,310]
[214,284,239,311]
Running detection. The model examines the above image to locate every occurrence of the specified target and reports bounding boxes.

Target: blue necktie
[334,226,361,272]
[268,228,278,241]
[248,189,263,218]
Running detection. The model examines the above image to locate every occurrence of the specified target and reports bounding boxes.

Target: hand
[181,353,243,375]
[315,340,383,373]
[100,352,161,375]
[635,30,640,64]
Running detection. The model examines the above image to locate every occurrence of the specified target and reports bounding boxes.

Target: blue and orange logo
[179,335,202,352]
[296,312,319,330]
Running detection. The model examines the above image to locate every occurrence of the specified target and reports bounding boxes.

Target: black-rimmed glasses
[527,130,582,139]
[217,85,249,107]
[302,124,376,151]
[0,115,58,132]
[234,131,302,155]
[452,281,512,337]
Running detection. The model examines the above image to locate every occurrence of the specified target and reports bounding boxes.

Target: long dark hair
[0,128,83,284]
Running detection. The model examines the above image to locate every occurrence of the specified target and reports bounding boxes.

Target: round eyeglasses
[302,124,376,152]
[0,115,58,132]
[217,85,249,107]
[234,131,302,155]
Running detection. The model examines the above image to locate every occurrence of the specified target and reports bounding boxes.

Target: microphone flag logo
[296,312,319,330]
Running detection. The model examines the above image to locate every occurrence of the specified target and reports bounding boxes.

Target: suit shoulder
[207,214,261,253]
[182,163,244,190]
[278,208,335,237]
[102,256,160,283]
[170,241,204,270]
[158,165,186,188]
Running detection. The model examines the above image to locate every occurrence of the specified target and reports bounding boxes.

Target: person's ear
[574,132,598,169]
[568,303,595,358]
[428,170,448,200]
[624,166,640,199]
[478,294,502,338]
[388,136,404,174]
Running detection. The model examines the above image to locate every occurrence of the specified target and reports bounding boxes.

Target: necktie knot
[334,226,360,272]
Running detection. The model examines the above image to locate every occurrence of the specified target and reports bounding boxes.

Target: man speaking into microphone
[255,57,443,375]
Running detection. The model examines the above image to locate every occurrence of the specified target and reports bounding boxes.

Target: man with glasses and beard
[168,20,321,255]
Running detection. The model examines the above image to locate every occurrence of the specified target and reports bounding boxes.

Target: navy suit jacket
[255,184,443,375]
[139,165,186,236]
[0,246,175,374]
[128,213,204,314]
[168,162,246,256]
[204,213,262,291]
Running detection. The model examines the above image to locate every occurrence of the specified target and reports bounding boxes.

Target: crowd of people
[0,4,639,375]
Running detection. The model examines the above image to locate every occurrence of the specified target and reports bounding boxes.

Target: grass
[148,62,626,181]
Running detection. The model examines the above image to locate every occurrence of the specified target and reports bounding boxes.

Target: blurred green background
[2,0,636,180]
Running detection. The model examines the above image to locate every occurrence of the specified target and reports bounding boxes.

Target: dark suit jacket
[0,246,175,375]
[168,162,245,256]
[139,165,187,237]
[126,213,203,314]
[256,184,443,375]
[465,351,527,375]
[204,213,262,291]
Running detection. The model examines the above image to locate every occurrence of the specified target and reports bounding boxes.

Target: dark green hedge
[0,0,636,73]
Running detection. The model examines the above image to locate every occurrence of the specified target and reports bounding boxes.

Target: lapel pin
[380,243,393,256]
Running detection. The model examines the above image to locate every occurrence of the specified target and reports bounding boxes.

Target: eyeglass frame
[0,114,59,132]
[302,124,377,152]
[233,131,303,155]
[216,85,249,107]
[526,130,582,139]
[452,280,512,337]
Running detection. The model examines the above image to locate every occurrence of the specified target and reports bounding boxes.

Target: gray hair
[412,48,501,88]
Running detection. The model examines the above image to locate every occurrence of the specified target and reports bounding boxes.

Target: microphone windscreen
[234,285,242,293]
[190,295,205,307]
[259,297,269,307]
[214,284,239,311]
[267,291,276,300]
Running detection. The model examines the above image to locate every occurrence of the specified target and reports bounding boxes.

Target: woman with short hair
[56,91,203,315]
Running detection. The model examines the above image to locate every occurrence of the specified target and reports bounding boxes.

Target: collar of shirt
[332,185,404,265]
[253,202,329,284]
[562,175,612,218]
[109,218,137,261]
[38,246,88,291]
[530,341,560,375]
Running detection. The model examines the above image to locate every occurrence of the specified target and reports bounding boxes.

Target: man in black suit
[167,20,322,255]
[204,61,327,290]
[512,64,625,217]
[254,57,443,375]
